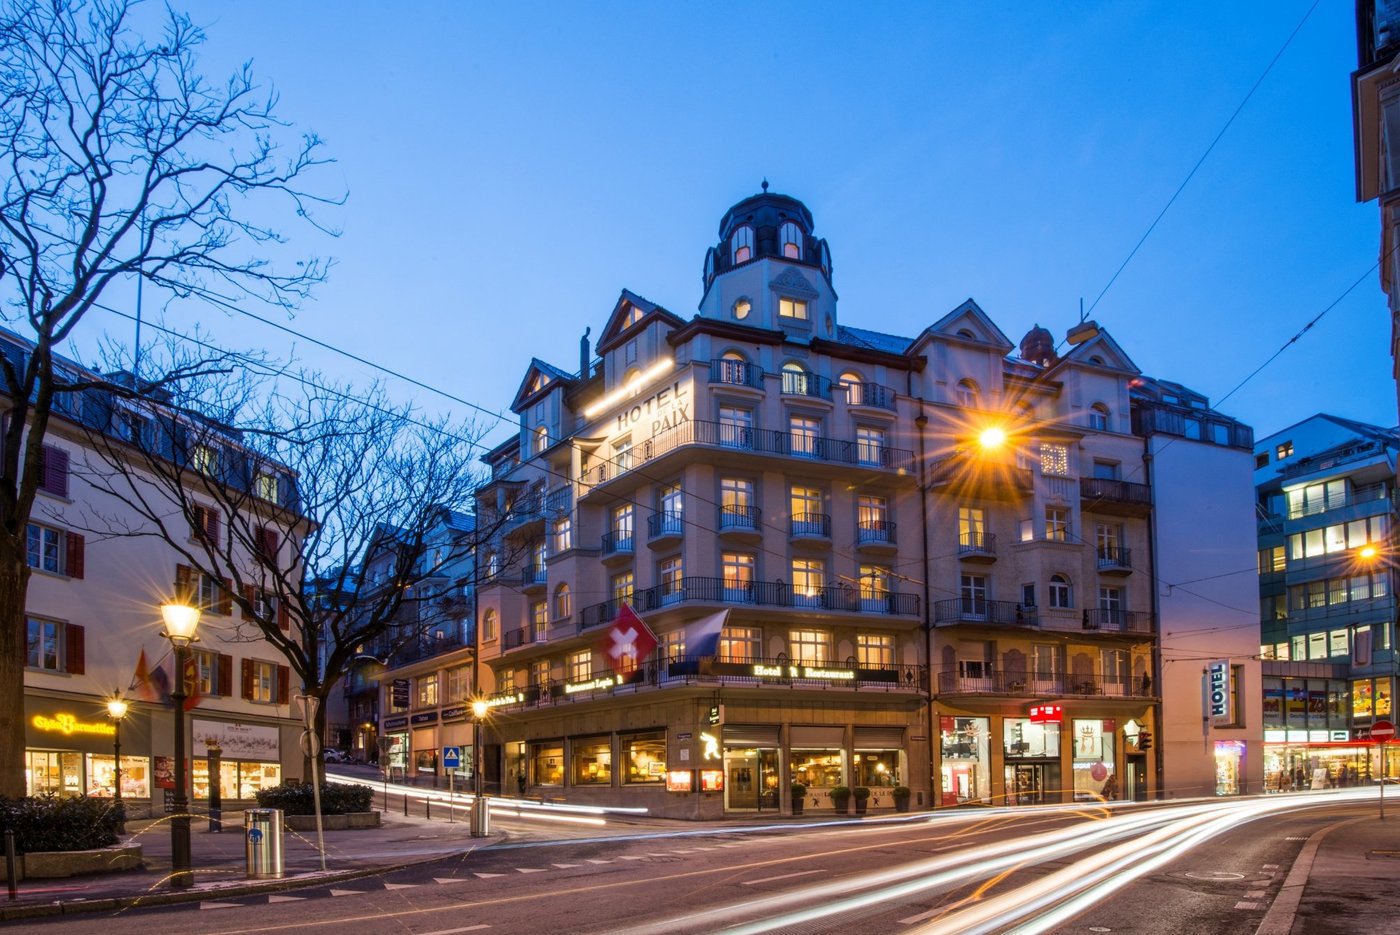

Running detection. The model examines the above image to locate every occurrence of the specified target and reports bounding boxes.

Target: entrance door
[1004,762,1060,805]
[725,749,758,810]
[1126,756,1148,801]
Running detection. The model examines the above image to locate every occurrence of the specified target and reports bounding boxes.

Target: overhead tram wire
[1082,0,1322,319]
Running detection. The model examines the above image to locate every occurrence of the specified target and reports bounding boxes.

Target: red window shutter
[42,445,69,497]
[65,623,85,674]
[241,584,256,618]
[276,665,290,705]
[65,532,84,579]
[217,653,233,697]
[256,526,279,561]
[240,658,254,700]
[207,510,220,543]
[219,578,233,616]
[175,564,193,602]
[277,599,290,631]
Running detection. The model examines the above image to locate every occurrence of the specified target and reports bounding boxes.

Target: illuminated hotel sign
[32,713,114,737]
[612,380,689,434]
[565,675,621,695]
[1029,704,1062,724]
[1207,660,1231,722]
[670,660,895,684]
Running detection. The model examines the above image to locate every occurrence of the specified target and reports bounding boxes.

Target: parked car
[322,748,350,763]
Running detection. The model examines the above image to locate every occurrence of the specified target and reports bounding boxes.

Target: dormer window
[732,226,753,264]
[956,379,980,409]
[780,222,803,259]
[778,298,808,320]
[1089,404,1109,431]
[624,304,644,328]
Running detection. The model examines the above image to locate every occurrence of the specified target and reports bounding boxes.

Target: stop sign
[1371,720,1396,742]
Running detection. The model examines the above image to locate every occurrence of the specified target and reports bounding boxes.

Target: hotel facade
[387,190,1260,817]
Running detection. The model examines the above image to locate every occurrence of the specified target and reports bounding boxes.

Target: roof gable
[597,289,685,353]
[913,299,1014,352]
[510,358,574,412]
[1059,330,1140,375]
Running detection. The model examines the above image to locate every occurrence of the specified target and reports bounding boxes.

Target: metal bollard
[5,829,17,900]
[403,793,409,816]
[244,809,284,879]
[425,797,430,820]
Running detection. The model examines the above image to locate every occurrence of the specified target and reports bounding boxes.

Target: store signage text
[409,712,438,725]
[32,713,114,737]
[614,381,689,435]
[1029,704,1062,724]
[1208,660,1230,721]
[383,716,409,731]
[565,676,619,695]
[751,663,856,681]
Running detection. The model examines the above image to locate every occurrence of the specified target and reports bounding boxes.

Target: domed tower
[1019,324,1057,368]
[698,184,837,340]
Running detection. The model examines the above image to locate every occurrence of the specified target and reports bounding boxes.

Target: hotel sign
[612,380,690,435]
[670,660,896,684]
[1207,660,1231,722]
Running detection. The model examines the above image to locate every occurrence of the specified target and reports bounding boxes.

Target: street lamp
[105,693,128,834]
[470,698,490,837]
[160,600,201,889]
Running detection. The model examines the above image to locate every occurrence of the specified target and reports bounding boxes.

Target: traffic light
[1138,730,1152,751]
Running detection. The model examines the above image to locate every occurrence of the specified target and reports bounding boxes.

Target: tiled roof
[835,325,911,355]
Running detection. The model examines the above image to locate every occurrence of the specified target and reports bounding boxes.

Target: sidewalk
[1267,809,1400,934]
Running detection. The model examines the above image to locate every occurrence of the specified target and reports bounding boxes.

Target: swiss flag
[599,603,658,678]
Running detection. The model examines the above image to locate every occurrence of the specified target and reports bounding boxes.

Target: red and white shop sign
[1029,704,1063,724]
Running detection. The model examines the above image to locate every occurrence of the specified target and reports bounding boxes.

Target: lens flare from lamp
[106,697,129,720]
[471,699,490,719]
[979,427,1007,449]
[160,602,201,644]
[1359,544,1379,561]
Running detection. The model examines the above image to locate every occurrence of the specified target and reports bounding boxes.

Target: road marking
[384,882,419,890]
[515,867,548,874]
[740,869,826,886]
[418,927,490,934]
[585,859,611,864]
[267,895,306,903]
[329,889,365,897]
[434,877,472,884]
[1262,863,1280,869]
[474,872,506,879]
[1235,901,1261,910]
[1246,890,1266,898]
[619,855,648,861]
[552,863,581,868]
[201,902,243,910]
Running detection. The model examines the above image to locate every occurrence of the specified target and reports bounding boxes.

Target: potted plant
[893,786,911,812]
[853,785,871,814]
[791,782,807,816]
[830,785,851,814]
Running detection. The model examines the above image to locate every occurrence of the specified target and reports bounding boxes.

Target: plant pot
[832,796,851,814]
[792,799,804,816]
[854,799,868,814]
[894,797,911,813]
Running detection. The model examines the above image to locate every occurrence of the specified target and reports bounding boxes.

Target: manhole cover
[1183,871,1247,881]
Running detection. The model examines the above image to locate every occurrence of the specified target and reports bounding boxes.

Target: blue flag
[685,610,729,658]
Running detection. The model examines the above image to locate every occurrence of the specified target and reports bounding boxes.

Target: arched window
[1049,574,1072,609]
[838,370,864,405]
[553,583,572,620]
[732,225,754,264]
[957,379,980,409]
[956,328,975,340]
[1089,403,1109,431]
[781,361,810,396]
[780,221,803,259]
[533,424,549,455]
[482,608,498,642]
[732,297,751,320]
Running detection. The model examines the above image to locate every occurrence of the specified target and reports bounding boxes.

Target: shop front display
[85,754,151,798]
[940,716,990,805]
[25,698,150,798]
[1071,718,1116,801]
[191,718,283,798]
[1004,718,1061,805]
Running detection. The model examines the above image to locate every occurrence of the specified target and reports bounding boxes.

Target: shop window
[789,749,843,788]
[529,744,563,786]
[192,759,281,799]
[1071,719,1116,801]
[623,731,666,784]
[416,748,438,776]
[940,716,991,806]
[1003,718,1061,758]
[572,736,612,785]
[85,755,150,798]
[854,750,902,789]
[416,674,439,708]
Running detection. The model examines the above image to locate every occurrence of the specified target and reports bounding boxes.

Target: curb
[1254,816,1364,935]
[0,846,477,922]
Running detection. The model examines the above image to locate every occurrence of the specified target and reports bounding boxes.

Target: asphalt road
[5,795,1372,934]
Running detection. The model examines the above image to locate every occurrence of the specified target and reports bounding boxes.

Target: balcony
[855,520,897,551]
[935,667,1154,699]
[503,494,545,531]
[709,358,763,388]
[1096,546,1133,574]
[789,512,831,542]
[518,565,547,591]
[389,633,466,666]
[958,531,996,562]
[1082,608,1153,634]
[577,418,915,487]
[601,531,635,561]
[1079,477,1152,517]
[648,511,684,545]
[927,453,1033,501]
[843,381,898,411]
[781,370,832,400]
[576,576,920,629]
[933,598,1035,627]
[717,505,762,538]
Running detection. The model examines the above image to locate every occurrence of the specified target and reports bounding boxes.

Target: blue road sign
[442,746,462,769]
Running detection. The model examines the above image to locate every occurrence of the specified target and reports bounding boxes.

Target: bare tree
[80,361,498,778]
[0,0,336,794]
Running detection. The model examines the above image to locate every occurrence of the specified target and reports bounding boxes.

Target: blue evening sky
[84,1,1395,447]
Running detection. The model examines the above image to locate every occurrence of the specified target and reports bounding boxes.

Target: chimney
[580,327,591,378]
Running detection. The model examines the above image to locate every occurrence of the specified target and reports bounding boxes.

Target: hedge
[254,781,373,816]
[0,795,123,854]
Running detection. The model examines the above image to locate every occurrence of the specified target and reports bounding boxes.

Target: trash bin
[245,808,284,879]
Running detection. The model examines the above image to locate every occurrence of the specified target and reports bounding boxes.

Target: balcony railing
[389,633,466,666]
[648,511,684,540]
[933,598,1035,627]
[1079,477,1152,508]
[927,454,1034,497]
[790,512,831,539]
[577,576,920,629]
[856,520,896,547]
[718,504,761,532]
[709,358,764,388]
[843,381,898,411]
[518,565,547,589]
[1286,484,1393,519]
[959,531,996,557]
[503,623,551,651]
[578,418,915,486]
[935,668,1154,698]
[781,370,832,400]
[1082,608,1153,634]
[601,531,635,557]
[1096,546,1132,571]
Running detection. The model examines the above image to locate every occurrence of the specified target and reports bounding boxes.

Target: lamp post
[470,698,490,837]
[105,694,128,834]
[206,740,223,833]
[160,601,201,889]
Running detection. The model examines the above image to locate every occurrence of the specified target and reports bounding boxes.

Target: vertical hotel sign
[1207,660,1231,723]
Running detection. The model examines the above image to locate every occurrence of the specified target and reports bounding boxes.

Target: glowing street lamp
[105,693,129,833]
[160,601,201,889]
[471,698,491,838]
[978,426,1007,450]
